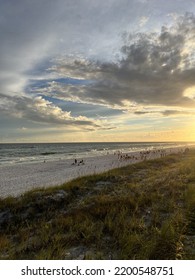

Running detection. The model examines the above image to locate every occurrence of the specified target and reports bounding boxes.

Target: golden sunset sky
[0,0,195,142]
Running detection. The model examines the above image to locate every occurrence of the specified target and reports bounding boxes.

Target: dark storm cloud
[46,13,195,110]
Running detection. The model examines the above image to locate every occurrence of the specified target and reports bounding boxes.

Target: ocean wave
[40,152,57,155]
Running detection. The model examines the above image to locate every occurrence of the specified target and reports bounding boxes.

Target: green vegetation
[0,150,195,259]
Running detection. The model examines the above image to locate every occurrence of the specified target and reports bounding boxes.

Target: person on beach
[71,158,85,166]
[78,159,84,165]
[71,159,77,165]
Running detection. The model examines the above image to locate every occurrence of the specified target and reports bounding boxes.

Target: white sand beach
[0,146,189,197]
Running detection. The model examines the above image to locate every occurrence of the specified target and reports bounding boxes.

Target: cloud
[134,109,195,116]
[0,0,59,94]
[0,93,115,131]
[0,0,153,95]
[1,2,195,141]
[139,16,149,27]
[38,13,195,113]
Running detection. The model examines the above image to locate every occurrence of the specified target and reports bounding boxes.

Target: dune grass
[0,149,195,259]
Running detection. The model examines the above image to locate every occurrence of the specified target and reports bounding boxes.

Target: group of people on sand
[139,149,166,160]
[71,158,85,166]
[70,146,190,167]
[115,148,173,163]
[118,153,139,161]
[116,146,191,163]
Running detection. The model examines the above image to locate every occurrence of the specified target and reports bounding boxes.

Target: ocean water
[0,142,190,166]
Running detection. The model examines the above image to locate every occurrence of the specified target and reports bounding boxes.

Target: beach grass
[0,149,195,259]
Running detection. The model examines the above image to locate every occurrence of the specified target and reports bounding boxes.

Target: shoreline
[0,145,190,198]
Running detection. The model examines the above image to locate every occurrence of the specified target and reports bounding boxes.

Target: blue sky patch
[25,77,93,94]
[41,95,122,118]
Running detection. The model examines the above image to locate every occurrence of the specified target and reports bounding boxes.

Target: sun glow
[183,86,195,99]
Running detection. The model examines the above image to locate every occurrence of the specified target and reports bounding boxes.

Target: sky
[1,0,195,143]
